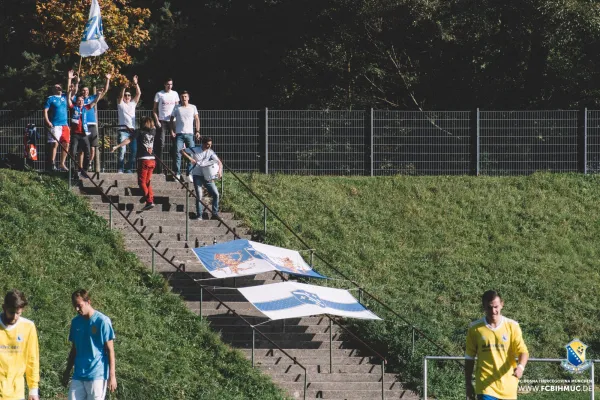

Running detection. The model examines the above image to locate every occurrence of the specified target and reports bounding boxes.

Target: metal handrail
[153,155,390,399]
[47,127,309,399]
[222,163,460,363]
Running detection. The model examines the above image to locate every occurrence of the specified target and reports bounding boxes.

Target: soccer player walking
[62,289,116,400]
[465,290,529,400]
[0,290,40,400]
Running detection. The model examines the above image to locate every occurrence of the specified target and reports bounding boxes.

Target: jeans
[138,159,155,204]
[154,121,169,173]
[173,133,195,175]
[193,174,219,218]
[117,131,137,171]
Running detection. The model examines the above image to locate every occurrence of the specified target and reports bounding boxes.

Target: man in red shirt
[68,95,99,178]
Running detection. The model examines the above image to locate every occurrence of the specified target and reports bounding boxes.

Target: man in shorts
[465,290,529,400]
[62,289,116,400]
[71,73,111,171]
[44,70,75,171]
[0,290,40,400]
[152,78,179,174]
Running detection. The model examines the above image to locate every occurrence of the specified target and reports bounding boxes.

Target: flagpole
[77,56,83,78]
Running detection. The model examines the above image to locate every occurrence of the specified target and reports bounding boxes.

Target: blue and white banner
[79,0,109,57]
[192,239,325,279]
[238,282,381,320]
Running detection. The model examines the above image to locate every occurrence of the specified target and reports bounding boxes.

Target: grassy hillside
[223,172,600,399]
[0,169,287,400]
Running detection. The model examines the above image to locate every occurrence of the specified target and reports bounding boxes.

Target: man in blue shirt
[44,70,75,171]
[61,289,116,400]
[72,74,111,171]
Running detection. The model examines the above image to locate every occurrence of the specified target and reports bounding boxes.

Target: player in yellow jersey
[0,290,40,400]
[465,290,528,400]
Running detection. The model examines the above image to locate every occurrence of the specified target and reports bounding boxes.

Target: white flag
[79,0,109,57]
[238,282,381,321]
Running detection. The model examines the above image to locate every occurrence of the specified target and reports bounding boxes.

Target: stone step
[124,238,245,249]
[220,332,345,343]
[225,339,347,350]
[112,224,247,236]
[81,186,198,197]
[212,324,341,335]
[204,315,325,326]
[279,380,402,391]
[90,202,216,214]
[248,355,375,366]
[96,211,238,224]
[279,386,415,400]
[270,372,402,384]
[258,363,388,375]
[240,348,368,359]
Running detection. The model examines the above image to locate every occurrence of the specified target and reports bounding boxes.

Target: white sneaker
[187,175,193,183]
[176,174,181,180]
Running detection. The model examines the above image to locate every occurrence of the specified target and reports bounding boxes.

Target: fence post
[258,108,269,174]
[364,108,373,176]
[579,108,588,174]
[470,109,480,176]
[101,126,106,173]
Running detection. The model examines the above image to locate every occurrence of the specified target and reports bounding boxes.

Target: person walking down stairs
[181,137,222,220]
[111,116,157,211]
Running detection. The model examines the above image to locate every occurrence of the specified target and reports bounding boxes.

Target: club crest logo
[502,334,508,342]
[292,290,327,308]
[561,339,591,373]
[91,325,98,335]
[16,335,23,342]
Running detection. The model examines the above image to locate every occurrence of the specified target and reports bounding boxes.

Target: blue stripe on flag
[254,296,367,313]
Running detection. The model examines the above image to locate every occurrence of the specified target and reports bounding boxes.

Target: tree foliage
[34,0,151,85]
[2,0,600,109]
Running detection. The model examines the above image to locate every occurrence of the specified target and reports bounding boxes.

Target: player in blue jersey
[62,289,117,400]
[44,70,75,171]
[72,73,111,171]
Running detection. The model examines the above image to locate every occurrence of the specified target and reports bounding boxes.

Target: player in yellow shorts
[465,290,529,400]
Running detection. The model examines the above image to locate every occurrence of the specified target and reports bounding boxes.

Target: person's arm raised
[132,75,141,103]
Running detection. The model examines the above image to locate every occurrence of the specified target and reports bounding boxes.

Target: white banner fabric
[238,282,381,321]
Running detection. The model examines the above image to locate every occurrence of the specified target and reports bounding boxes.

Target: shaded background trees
[2,0,600,110]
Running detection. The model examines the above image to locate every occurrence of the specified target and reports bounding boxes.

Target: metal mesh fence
[479,111,578,175]
[2,109,598,175]
[373,110,471,175]
[268,110,365,175]
[198,110,260,172]
[587,110,600,174]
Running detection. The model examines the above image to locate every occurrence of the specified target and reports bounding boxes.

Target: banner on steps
[238,282,381,320]
[192,239,325,279]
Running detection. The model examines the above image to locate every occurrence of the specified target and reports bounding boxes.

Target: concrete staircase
[76,172,419,400]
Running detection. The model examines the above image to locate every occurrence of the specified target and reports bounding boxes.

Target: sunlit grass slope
[223,172,600,399]
[0,169,287,400]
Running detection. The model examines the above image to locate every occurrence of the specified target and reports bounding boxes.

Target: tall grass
[223,172,600,399]
[0,169,287,400]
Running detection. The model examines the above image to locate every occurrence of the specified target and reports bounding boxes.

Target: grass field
[0,169,287,400]
[223,172,600,399]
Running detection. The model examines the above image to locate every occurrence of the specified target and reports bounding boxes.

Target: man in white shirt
[153,78,180,174]
[116,75,141,173]
[170,91,200,181]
